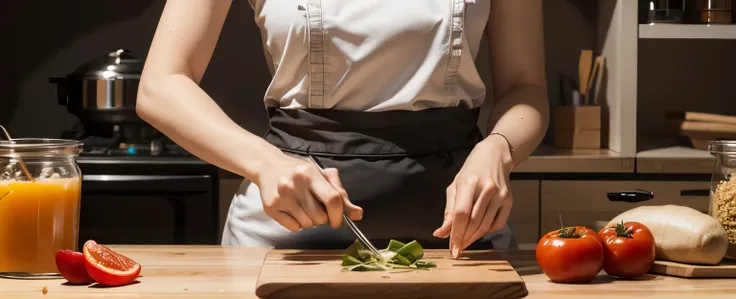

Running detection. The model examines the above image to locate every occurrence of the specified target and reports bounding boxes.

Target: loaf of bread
[607,205,728,265]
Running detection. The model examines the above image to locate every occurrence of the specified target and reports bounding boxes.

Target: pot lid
[70,49,144,79]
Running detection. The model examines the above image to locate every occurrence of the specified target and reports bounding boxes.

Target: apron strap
[306,0,326,109]
[444,0,468,105]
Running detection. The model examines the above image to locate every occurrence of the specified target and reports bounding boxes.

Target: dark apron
[262,107,496,250]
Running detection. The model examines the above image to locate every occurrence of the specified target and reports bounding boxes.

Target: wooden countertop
[2,245,734,298]
[513,145,634,173]
[636,146,715,174]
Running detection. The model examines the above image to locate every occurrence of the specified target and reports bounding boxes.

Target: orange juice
[0,178,81,273]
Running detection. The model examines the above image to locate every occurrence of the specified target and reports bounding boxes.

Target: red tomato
[536,226,604,283]
[598,221,656,278]
[55,250,94,285]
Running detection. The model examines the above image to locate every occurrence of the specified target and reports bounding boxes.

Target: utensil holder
[554,105,601,149]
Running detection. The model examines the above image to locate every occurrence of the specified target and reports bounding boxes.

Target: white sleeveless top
[248,0,491,111]
[221,0,521,249]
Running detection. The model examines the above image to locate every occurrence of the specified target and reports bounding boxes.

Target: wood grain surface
[255,249,528,299]
[668,111,736,125]
[1,246,736,298]
[650,259,736,278]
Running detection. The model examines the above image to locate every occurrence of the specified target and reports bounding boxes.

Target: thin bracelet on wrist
[489,132,514,154]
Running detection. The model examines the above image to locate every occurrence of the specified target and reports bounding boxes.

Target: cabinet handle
[680,189,710,197]
[607,189,654,203]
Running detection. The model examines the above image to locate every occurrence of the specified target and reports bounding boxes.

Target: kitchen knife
[306,154,385,262]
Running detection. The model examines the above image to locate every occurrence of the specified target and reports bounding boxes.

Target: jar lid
[708,140,736,154]
[0,139,83,158]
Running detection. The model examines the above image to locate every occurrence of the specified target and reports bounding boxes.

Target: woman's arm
[136,0,283,184]
[484,0,549,165]
[136,0,362,230]
[434,0,549,256]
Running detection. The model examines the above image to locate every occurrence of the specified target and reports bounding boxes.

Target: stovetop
[60,124,226,176]
[77,136,193,158]
[73,136,216,175]
[60,122,196,158]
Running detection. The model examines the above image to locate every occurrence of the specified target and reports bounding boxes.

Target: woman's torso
[221,0,518,250]
[248,0,491,111]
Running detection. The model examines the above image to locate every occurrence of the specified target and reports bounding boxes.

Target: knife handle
[606,189,654,203]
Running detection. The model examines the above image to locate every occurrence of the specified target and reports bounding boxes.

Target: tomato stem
[615,219,633,238]
[558,214,564,231]
[557,214,582,238]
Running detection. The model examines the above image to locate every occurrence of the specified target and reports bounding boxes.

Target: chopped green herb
[341,240,437,272]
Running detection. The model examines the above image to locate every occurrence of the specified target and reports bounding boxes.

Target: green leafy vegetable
[347,263,386,272]
[344,240,362,259]
[388,253,412,266]
[414,260,437,268]
[342,255,363,267]
[386,239,406,252]
[395,240,424,263]
[341,239,437,272]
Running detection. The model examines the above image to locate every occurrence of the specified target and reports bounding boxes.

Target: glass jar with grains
[709,140,736,260]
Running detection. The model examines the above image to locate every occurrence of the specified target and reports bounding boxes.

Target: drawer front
[509,180,540,249]
[540,180,710,235]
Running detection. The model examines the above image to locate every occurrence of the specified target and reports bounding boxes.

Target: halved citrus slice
[82,240,141,286]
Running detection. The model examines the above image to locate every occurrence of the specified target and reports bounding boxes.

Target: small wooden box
[554,106,601,149]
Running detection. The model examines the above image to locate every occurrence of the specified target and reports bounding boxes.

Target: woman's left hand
[433,134,515,258]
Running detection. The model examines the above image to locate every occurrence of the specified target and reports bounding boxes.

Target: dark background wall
[1,0,598,144]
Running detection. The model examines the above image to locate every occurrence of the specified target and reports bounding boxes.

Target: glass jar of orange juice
[0,138,82,279]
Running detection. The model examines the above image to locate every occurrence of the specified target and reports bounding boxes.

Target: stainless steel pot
[50,49,144,124]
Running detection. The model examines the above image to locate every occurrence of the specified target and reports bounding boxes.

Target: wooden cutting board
[255,249,528,299]
[678,121,736,134]
[668,111,736,125]
[650,259,736,278]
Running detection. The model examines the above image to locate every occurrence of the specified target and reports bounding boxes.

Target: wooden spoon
[584,56,604,106]
[578,49,594,97]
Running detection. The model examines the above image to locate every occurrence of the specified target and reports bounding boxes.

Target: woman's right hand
[254,154,364,232]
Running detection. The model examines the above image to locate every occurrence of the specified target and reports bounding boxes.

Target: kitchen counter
[513,145,634,174]
[2,245,734,298]
[636,146,715,174]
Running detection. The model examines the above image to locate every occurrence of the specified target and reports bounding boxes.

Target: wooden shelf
[639,24,736,40]
[636,146,715,174]
[513,144,635,174]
